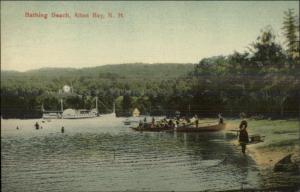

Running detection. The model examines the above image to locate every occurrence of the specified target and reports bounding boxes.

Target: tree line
[1,9,299,118]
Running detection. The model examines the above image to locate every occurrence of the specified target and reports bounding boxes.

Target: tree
[122,94,132,115]
[282,9,299,59]
[249,26,286,68]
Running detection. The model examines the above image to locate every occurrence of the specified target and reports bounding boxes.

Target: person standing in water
[61,126,65,133]
[35,122,39,130]
[239,113,248,130]
[239,114,249,154]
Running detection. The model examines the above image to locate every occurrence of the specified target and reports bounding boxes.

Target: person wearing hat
[239,113,249,154]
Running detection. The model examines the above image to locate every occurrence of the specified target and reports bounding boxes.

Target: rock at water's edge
[273,154,299,173]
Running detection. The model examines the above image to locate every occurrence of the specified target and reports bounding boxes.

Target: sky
[1,1,299,72]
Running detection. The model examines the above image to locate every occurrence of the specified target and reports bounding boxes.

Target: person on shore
[144,117,147,123]
[61,126,65,133]
[35,122,39,130]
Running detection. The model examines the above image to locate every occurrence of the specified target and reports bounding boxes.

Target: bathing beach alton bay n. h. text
[25,11,125,20]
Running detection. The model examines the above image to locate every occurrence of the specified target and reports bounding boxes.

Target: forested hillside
[2,63,193,79]
[1,9,299,119]
[1,64,195,118]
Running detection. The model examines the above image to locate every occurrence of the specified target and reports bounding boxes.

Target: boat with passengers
[131,117,226,132]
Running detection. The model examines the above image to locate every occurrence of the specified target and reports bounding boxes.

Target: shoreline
[226,119,300,189]
[226,119,300,170]
[247,143,300,170]
[247,145,300,190]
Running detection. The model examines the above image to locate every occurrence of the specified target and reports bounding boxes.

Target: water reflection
[2,118,260,191]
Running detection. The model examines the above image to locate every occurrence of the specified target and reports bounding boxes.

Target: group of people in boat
[137,112,250,155]
[138,117,177,130]
[137,113,224,130]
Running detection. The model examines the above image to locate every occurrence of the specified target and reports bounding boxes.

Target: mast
[96,97,98,113]
[41,103,45,112]
[113,102,115,113]
[60,99,64,112]
[71,82,73,93]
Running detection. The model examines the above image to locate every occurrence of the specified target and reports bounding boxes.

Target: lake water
[1,117,261,191]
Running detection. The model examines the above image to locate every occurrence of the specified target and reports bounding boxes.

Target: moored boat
[62,108,98,119]
[42,85,113,119]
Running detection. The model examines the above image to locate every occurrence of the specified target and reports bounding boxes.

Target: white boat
[42,97,117,119]
[61,97,100,119]
[62,108,98,119]
[43,94,100,119]
[42,85,117,119]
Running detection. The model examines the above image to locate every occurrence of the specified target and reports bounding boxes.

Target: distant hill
[1,63,195,80]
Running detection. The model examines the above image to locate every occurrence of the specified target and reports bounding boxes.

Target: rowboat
[131,123,226,132]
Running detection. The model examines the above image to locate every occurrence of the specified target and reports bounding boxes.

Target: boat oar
[195,121,217,125]
[174,123,194,131]
[227,129,266,143]
[227,129,240,136]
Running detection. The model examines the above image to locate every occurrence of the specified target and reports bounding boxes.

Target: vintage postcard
[1,1,300,191]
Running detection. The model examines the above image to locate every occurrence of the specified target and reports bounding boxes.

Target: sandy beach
[248,144,300,169]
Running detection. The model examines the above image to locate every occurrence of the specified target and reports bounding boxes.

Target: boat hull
[176,123,226,132]
[131,126,173,132]
[131,123,226,132]
[62,115,98,119]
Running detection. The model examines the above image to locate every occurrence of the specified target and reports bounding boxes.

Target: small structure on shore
[132,108,140,117]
